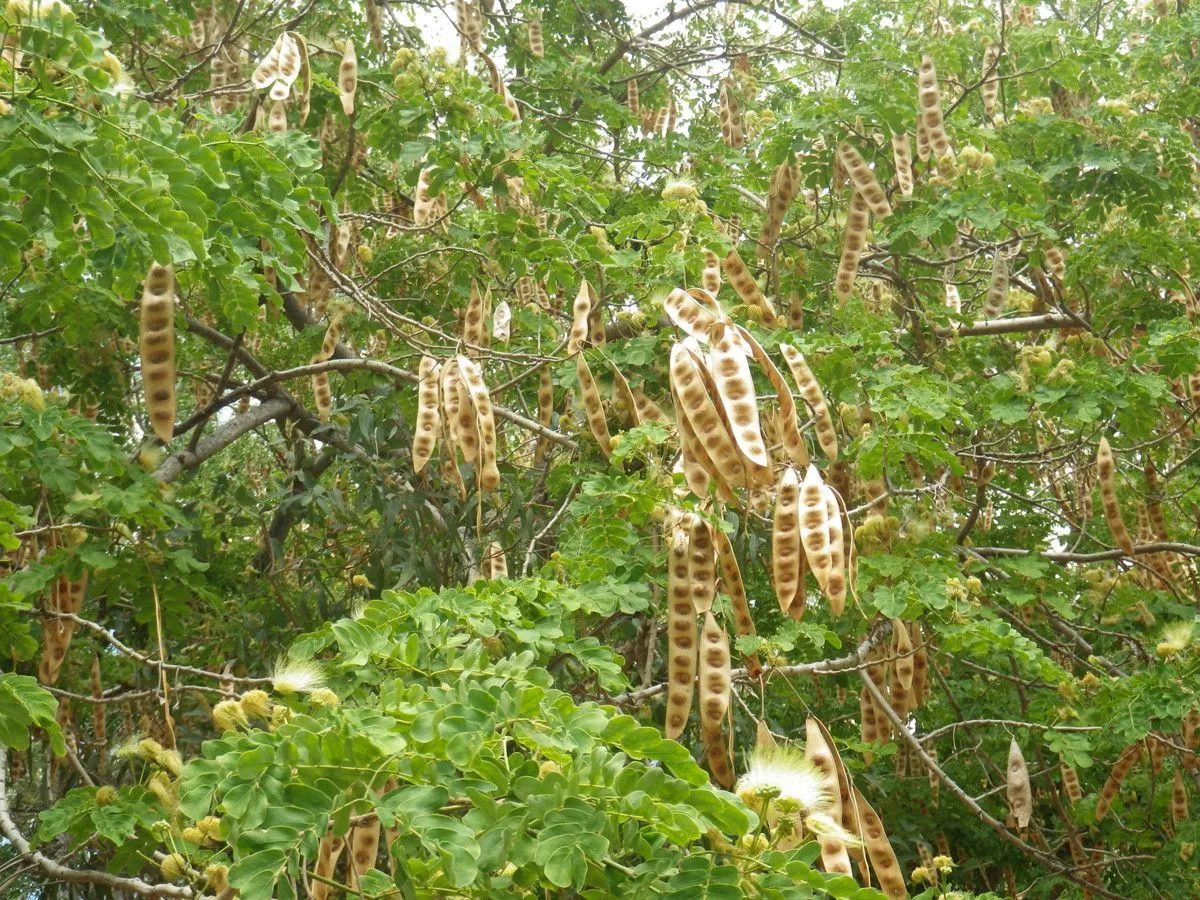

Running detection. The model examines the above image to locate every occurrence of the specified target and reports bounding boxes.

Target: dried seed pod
[1095,742,1144,821]
[780,344,838,462]
[799,465,832,593]
[718,78,744,149]
[837,143,891,219]
[311,834,345,900]
[527,14,543,58]
[664,287,719,340]
[1147,733,1166,775]
[1007,739,1033,828]
[835,191,870,302]
[413,166,435,227]
[251,33,286,89]
[709,323,770,470]
[669,379,715,500]
[627,78,640,115]
[492,300,511,344]
[482,541,507,579]
[804,718,853,875]
[721,249,777,324]
[917,55,951,159]
[1096,437,1135,555]
[463,279,487,350]
[312,365,332,422]
[891,133,913,197]
[687,517,716,614]
[915,114,931,162]
[270,32,302,101]
[944,281,961,313]
[665,528,697,740]
[892,620,914,691]
[575,354,613,459]
[1045,244,1065,284]
[535,369,555,467]
[854,787,908,899]
[338,40,357,117]
[1184,709,1200,750]
[347,816,380,890]
[316,308,344,361]
[758,158,799,257]
[982,251,1009,320]
[712,527,761,677]
[823,486,846,616]
[732,326,809,468]
[632,387,670,425]
[698,611,731,731]
[910,623,928,705]
[772,467,803,613]
[608,362,640,427]
[1172,769,1189,827]
[669,343,745,487]
[860,686,879,756]
[139,263,176,443]
[981,43,1000,119]
[412,357,441,475]
[702,250,722,295]
[568,280,593,355]
[703,723,734,789]
[456,355,501,491]
[267,99,288,132]
[1060,762,1083,804]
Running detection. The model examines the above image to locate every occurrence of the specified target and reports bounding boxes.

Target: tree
[1,0,1198,896]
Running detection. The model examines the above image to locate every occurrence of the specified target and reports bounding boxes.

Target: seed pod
[718,78,744,149]
[803,718,853,875]
[910,623,928,705]
[944,282,961,313]
[456,0,482,49]
[915,115,931,163]
[456,357,501,490]
[669,343,744,487]
[823,486,846,615]
[631,387,669,425]
[316,308,344,361]
[892,620,914,691]
[758,158,799,257]
[711,527,761,677]
[251,33,286,89]
[891,133,913,197]
[1060,762,1083,804]
[312,365,332,423]
[664,287,719,341]
[981,43,1000,119]
[269,32,302,101]
[860,686,879,756]
[1007,739,1033,828]
[917,55,951,159]
[701,250,722,295]
[798,465,833,594]
[698,611,731,730]
[779,344,838,465]
[773,467,803,613]
[1045,245,1065,284]
[139,263,176,443]
[709,323,770,470]
[412,357,441,475]
[483,541,507,579]
[1172,769,1189,827]
[835,191,870,302]
[721,249,777,324]
[687,517,716,614]
[413,167,435,227]
[669,379,715,500]
[727,326,809,468]
[267,99,288,132]
[1096,437,1134,555]
[347,816,380,890]
[527,15,543,57]
[627,78,640,115]
[575,354,612,459]
[1147,733,1166,775]
[311,834,345,900]
[491,300,511,344]
[567,280,593,355]
[608,362,640,428]
[338,40,357,117]
[665,528,697,740]
[1185,709,1200,750]
[1095,742,1144,821]
[982,251,1009,320]
[703,723,734,789]
[532,368,553,466]
[853,787,908,899]
[837,143,891,219]
[463,279,487,350]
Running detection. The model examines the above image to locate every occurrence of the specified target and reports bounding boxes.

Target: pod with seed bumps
[139,263,176,443]
[627,78,639,115]
[665,528,697,739]
[804,718,853,875]
[1007,738,1033,828]
[758,158,799,257]
[414,166,435,227]
[798,464,833,593]
[981,43,1000,119]
[412,357,441,474]
[711,527,762,677]
[702,250,722,295]
[534,366,553,465]
[780,343,838,463]
[917,56,951,159]
[835,191,870,302]
[347,816,381,889]
[772,467,804,613]
[455,355,501,491]
[892,132,913,197]
[982,250,1009,320]
[575,354,612,459]
[669,343,745,487]
[1060,762,1083,803]
[567,280,593,355]
[527,14,543,57]
[721,249,777,324]
[687,516,716,614]
[463,279,487,350]
[837,143,891,219]
[854,787,908,899]
[670,379,716,499]
[338,40,357,116]
[710,322,770,470]
[1171,769,1189,827]
[718,79,743,149]
[698,611,731,732]
[823,486,847,615]
[312,834,345,900]
[664,287,719,341]
[910,622,928,705]
[1095,742,1144,821]
[1096,437,1134,554]
[892,619,914,690]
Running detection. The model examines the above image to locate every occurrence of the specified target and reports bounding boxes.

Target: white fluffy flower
[271,654,326,695]
[735,745,831,814]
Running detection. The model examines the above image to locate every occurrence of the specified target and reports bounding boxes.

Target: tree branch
[152,397,295,483]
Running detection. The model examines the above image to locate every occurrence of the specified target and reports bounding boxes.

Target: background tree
[1,0,1199,897]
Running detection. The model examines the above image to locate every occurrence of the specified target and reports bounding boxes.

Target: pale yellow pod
[1006,739,1033,828]
[823,486,846,615]
[311,834,345,900]
[698,611,731,731]
[1060,762,1083,804]
[627,78,640,115]
[632,387,670,425]
[721,249,777,324]
[892,619,914,690]
[836,143,891,219]
[463,278,486,350]
[917,55,951,159]
[1046,244,1066,284]
[452,371,479,463]
[804,718,853,876]
[982,251,1009,320]
[338,40,357,117]
[527,15,543,58]
[608,362,641,427]
[250,33,286,89]
[1184,708,1200,750]
[981,43,1000,119]
[757,159,799,257]
[90,653,105,754]
[772,467,803,613]
[854,787,908,900]
[663,287,719,341]
[734,326,809,468]
[711,527,761,677]
[665,528,697,739]
[575,354,613,459]
[412,356,441,475]
[346,816,381,890]
[440,358,462,448]
[270,32,301,100]
[835,191,870,302]
[702,250,721,295]
[709,323,770,469]
[669,380,714,499]
[799,464,832,593]
[702,723,734,788]
[687,517,716,614]
[915,114,931,162]
[1095,742,1144,821]
[1172,769,1189,827]
[483,541,507,579]
[456,355,501,491]
[779,344,838,462]
[267,99,288,133]
[669,343,745,487]
[1096,437,1134,554]
[414,166,434,227]
[567,280,593,355]
[718,79,743,149]
[316,308,344,362]
[139,263,177,443]
[492,300,511,344]
[891,132,913,197]
[860,685,878,757]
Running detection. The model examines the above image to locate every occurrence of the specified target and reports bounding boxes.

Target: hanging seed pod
[492,300,511,344]
[917,56,951,159]
[575,354,613,459]
[338,40,357,117]
[568,280,593,355]
[982,251,1009,320]
[347,816,381,890]
[1095,742,1144,821]
[1045,245,1065,284]
[627,78,640,115]
[1060,762,1083,804]
[608,362,641,428]
[535,369,554,468]
[718,79,743,149]
[798,465,832,594]
[773,467,803,613]
[482,541,507,579]
[413,166,435,227]
[710,323,770,470]
[1096,437,1135,555]
[669,380,715,500]
[311,834,345,900]
[712,527,762,677]
[251,33,286,89]
[892,620,914,691]
[823,486,847,615]
[702,250,722,295]
[892,133,913,197]
[733,326,808,468]
[835,191,870,302]
[721,249,777,324]
[669,343,744,487]
[687,517,717,614]
[456,0,481,49]
[139,263,177,443]
[269,32,302,101]
[758,158,799,257]
[1184,709,1200,750]
[527,14,543,58]
[455,356,501,491]
[665,528,697,740]
[1007,739,1033,828]
[632,387,670,425]
[804,719,853,875]
[779,344,838,462]
[698,611,731,731]
[703,723,734,789]
[412,357,441,475]
[915,115,931,163]
[311,365,332,423]
[1147,734,1166,775]
[860,686,879,757]
[837,143,891,219]
[854,787,908,899]
[664,287,719,340]
[910,623,928,705]
[463,279,487,350]
[267,99,288,133]
[1172,769,1189,827]
[981,43,1000,119]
